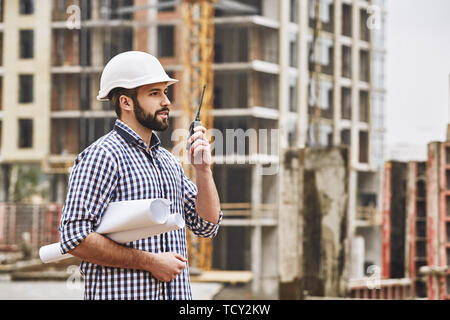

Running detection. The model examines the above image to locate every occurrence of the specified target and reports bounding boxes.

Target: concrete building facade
[0,0,387,299]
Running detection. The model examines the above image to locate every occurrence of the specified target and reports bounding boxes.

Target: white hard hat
[97,51,178,101]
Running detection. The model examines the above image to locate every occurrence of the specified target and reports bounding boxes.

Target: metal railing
[0,203,62,251]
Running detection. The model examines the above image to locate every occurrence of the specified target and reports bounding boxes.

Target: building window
[158,0,175,12]
[290,0,298,23]
[342,3,352,37]
[341,129,351,146]
[341,45,352,79]
[18,119,33,148]
[19,75,33,103]
[19,30,34,59]
[289,39,298,68]
[157,26,175,57]
[359,50,370,83]
[289,85,297,112]
[19,0,34,15]
[359,90,369,123]
[341,87,352,120]
[360,8,371,42]
[359,131,369,163]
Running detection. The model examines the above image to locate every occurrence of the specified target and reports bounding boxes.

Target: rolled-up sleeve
[59,146,118,255]
[182,174,222,238]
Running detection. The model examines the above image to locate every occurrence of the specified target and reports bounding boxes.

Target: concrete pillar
[278,0,289,150]
[261,226,278,297]
[278,149,302,299]
[296,0,309,149]
[351,0,360,166]
[148,0,158,54]
[347,0,361,296]
[350,236,365,279]
[251,225,262,294]
[251,164,262,295]
[333,0,342,145]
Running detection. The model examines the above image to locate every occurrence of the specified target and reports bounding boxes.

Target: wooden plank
[190,270,253,284]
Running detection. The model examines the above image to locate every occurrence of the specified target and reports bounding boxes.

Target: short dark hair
[108,87,138,119]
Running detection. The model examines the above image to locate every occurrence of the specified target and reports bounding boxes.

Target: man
[58,51,222,300]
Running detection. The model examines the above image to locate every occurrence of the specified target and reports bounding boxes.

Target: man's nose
[162,93,171,106]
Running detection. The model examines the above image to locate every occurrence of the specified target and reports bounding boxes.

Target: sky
[385,0,450,157]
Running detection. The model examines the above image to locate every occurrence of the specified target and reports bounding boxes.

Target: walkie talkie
[186,84,206,151]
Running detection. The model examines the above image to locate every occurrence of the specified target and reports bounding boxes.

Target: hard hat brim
[96,76,179,101]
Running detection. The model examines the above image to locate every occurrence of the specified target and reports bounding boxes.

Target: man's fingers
[191,138,209,150]
[174,253,187,262]
[193,126,206,134]
[189,131,206,143]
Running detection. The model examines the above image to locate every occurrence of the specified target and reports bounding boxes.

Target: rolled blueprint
[39,198,183,263]
[106,213,185,243]
[39,242,73,263]
[95,198,170,234]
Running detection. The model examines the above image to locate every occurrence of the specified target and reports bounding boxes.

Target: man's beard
[133,98,169,132]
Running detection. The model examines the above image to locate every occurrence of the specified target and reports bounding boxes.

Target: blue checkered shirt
[59,119,222,300]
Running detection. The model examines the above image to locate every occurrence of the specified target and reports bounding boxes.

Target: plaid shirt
[59,119,222,300]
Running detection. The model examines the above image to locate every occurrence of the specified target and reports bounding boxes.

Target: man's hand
[69,233,187,283]
[148,252,187,282]
[189,126,212,171]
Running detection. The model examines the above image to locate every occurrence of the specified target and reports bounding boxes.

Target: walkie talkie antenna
[195,84,206,121]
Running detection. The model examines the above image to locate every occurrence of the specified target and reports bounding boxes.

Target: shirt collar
[114,119,161,150]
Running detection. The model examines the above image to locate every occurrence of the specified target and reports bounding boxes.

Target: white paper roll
[107,214,185,243]
[39,243,69,263]
[39,198,182,264]
[95,198,170,234]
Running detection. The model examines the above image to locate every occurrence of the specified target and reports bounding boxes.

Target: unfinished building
[0,0,387,299]
[382,137,450,300]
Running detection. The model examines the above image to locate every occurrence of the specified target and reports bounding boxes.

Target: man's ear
[119,95,133,113]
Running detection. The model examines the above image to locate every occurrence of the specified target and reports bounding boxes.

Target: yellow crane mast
[181,0,216,271]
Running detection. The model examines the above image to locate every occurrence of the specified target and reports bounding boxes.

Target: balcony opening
[359,90,369,123]
[158,0,175,12]
[289,82,298,113]
[157,25,175,58]
[360,8,371,42]
[19,0,34,15]
[18,119,33,149]
[215,26,249,63]
[19,30,34,59]
[341,87,351,120]
[341,129,351,147]
[80,29,92,66]
[19,75,34,104]
[359,49,370,83]
[342,4,352,37]
[51,119,80,155]
[309,0,334,33]
[417,200,426,218]
[103,27,133,65]
[342,45,352,78]
[308,79,333,119]
[215,72,248,109]
[359,131,369,163]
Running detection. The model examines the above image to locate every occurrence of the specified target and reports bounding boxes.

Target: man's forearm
[68,232,153,271]
[195,168,221,224]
